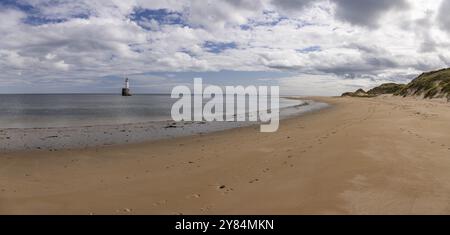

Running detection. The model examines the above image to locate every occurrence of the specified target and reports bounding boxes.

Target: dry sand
[1,95,450,215]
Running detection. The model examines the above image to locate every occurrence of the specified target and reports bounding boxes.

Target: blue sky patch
[24,14,89,25]
[130,8,186,30]
[1,0,89,25]
[203,41,237,54]
[23,16,66,25]
[242,11,287,30]
[0,0,35,13]
[297,46,321,53]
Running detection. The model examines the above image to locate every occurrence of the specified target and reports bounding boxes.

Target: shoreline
[2,95,450,214]
[0,99,329,152]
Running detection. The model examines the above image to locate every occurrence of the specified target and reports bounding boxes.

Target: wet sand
[1,95,450,215]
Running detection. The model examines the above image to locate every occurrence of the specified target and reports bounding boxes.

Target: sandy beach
[1,95,450,215]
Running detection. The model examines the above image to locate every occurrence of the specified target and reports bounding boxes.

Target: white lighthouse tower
[122,77,131,96]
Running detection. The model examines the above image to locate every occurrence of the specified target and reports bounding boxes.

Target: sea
[0,94,325,129]
[0,94,331,151]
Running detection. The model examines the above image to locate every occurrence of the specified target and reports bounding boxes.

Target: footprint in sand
[123,208,132,213]
[200,205,213,212]
[216,185,233,194]
[152,200,167,207]
[249,179,259,184]
[186,193,201,199]
[115,208,133,213]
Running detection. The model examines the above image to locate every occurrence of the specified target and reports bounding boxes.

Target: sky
[1,0,450,95]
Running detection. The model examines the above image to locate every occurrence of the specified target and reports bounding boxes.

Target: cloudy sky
[1,0,450,95]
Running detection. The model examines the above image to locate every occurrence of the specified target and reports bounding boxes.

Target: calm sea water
[0,94,304,128]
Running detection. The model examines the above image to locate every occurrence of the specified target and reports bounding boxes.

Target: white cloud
[0,0,450,94]
[278,73,393,96]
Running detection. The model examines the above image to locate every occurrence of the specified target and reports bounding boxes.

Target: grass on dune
[396,68,450,99]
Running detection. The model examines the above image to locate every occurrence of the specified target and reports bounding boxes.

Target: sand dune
[1,95,450,215]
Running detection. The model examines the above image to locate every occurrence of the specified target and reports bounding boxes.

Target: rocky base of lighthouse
[122,88,131,96]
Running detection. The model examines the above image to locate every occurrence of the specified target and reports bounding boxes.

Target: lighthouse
[122,78,132,96]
